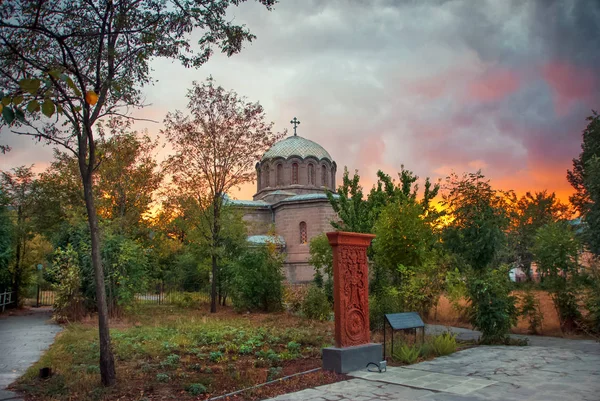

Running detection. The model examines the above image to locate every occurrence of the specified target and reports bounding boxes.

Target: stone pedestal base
[322,343,383,374]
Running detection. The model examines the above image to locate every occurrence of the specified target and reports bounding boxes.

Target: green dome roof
[261,135,332,161]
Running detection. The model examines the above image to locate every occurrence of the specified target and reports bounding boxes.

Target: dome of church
[261,135,332,161]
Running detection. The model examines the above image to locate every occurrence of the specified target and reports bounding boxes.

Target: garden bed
[12,304,346,400]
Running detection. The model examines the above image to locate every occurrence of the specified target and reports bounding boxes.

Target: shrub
[369,287,402,331]
[156,373,169,383]
[467,267,517,344]
[301,286,331,321]
[286,341,301,353]
[393,344,420,364]
[267,367,282,382]
[431,333,457,356]
[282,284,308,314]
[209,351,223,362]
[160,354,180,367]
[308,233,333,302]
[238,345,253,355]
[231,247,284,312]
[186,383,207,396]
[519,290,544,334]
[48,244,86,323]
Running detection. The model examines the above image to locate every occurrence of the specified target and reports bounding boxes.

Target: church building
[228,119,338,283]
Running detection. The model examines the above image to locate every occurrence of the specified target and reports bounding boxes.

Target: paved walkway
[269,325,600,401]
[0,308,62,401]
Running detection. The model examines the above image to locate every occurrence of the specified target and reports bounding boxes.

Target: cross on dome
[290,117,300,136]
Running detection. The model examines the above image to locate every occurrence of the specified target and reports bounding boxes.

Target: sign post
[383,312,425,360]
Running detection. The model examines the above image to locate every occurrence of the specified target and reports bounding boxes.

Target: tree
[532,221,581,332]
[0,166,37,306]
[441,171,516,343]
[163,77,284,313]
[327,168,373,233]
[508,191,570,277]
[568,111,600,255]
[441,171,509,271]
[328,166,440,234]
[308,233,333,301]
[0,0,276,385]
[0,198,13,292]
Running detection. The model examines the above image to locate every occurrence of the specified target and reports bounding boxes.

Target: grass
[385,332,462,366]
[13,304,339,400]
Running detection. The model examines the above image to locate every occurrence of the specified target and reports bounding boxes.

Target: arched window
[263,165,270,188]
[277,163,283,186]
[321,165,327,187]
[257,169,261,189]
[299,221,307,244]
[331,170,335,189]
[308,164,315,186]
[292,163,299,185]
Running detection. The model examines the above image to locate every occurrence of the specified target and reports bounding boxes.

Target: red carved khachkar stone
[327,231,375,348]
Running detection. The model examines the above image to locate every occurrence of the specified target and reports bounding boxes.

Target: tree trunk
[82,175,116,386]
[11,206,23,308]
[210,199,221,314]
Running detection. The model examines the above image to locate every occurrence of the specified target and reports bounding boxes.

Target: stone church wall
[241,208,272,236]
[274,201,338,283]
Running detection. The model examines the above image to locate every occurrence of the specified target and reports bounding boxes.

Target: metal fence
[24,290,56,307]
[1,290,15,312]
[135,288,211,305]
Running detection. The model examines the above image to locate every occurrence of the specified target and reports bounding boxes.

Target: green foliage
[286,341,301,353]
[230,247,284,312]
[301,286,331,321]
[267,367,283,382]
[532,221,581,332]
[0,203,13,291]
[373,201,435,277]
[369,287,402,331]
[507,191,570,277]
[101,231,149,313]
[568,111,600,256]
[308,233,333,301]
[48,245,85,322]
[442,171,509,272]
[185,383,207,396]
[209,351,224,363]
[467,267,518,344]
[519,290,544,334]
[431,332,457,356]
[393,344,420,364]
[583,261,600,334]
[327,167,374,233]
[160,354,180,368]
[155,373,169,383]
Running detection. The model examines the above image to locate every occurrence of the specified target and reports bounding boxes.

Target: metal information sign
[383,312,426,360]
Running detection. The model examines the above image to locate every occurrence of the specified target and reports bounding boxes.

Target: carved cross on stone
[290,117,300,136]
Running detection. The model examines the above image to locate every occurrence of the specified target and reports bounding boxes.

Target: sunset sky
[1,0,599,203]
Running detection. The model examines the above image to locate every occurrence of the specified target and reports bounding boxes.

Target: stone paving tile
[266,333,600,401]
[349,367,496,395]
[0,309,62,393]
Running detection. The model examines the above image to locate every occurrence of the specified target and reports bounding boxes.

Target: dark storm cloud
[2,0,598,198]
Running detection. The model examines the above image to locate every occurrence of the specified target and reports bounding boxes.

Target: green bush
[467,267,517,344]
[185,383,207,396]
[48,244,86,322]
[231,247,284,312]
[155,373,169,383]
[393,344,420,364]
[431,333,457,356]
[519,290,544,334]
[301,286,331,321]
[369,287,402,331]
